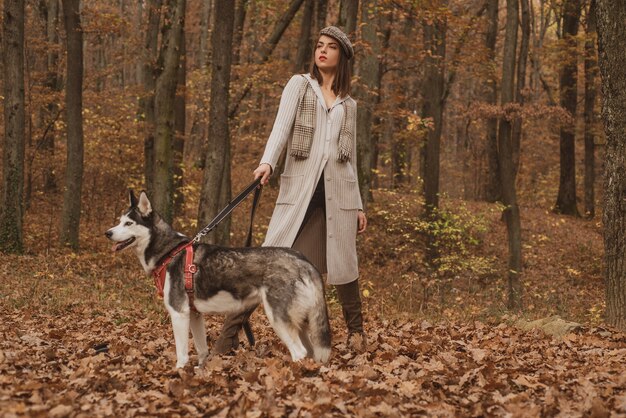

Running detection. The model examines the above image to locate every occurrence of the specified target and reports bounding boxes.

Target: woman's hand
[254,163,272,186]
[357,210,367,234]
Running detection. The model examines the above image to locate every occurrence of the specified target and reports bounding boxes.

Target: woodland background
[1,0,626,416]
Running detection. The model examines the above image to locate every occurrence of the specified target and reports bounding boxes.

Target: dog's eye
[124,221,133,226]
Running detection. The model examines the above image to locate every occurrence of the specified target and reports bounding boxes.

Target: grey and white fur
[105,191,332,368]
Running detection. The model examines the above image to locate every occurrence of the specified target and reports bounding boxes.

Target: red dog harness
[152,242,198,311]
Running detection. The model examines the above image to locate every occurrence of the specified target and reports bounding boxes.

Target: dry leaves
[1,304,624,417]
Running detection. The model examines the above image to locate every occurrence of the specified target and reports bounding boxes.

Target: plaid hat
[319,26,354,59]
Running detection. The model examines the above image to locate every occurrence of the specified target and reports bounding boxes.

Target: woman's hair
[310,37,352,98]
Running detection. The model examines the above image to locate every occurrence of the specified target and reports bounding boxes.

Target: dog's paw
[197,351,209,366]
[175,357,189,369]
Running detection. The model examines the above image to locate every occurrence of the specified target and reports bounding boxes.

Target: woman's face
[315,35,341,72]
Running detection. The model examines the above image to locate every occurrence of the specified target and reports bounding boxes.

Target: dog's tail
[308,273,332,363]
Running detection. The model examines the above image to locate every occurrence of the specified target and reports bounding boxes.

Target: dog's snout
[105,230,113,239]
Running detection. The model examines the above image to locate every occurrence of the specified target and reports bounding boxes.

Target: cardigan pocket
[276,174,304,205]
[337,178,360,210]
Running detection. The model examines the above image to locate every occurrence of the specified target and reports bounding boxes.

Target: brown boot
[335,279,367,353]
[347,332,368,353]
[212,306,256,355]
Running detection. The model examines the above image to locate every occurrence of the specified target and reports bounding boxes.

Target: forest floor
[1,185,625,416]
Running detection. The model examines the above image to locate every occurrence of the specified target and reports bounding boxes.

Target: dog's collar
[152,242,197,311]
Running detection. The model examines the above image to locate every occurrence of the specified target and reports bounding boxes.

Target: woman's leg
[335,278,367,352]
[294,174,326,242]
[212,305,257,355]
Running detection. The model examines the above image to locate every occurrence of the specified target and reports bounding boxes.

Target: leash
[192,177,263,244]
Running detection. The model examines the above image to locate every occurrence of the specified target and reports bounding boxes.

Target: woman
[215,26,368,354]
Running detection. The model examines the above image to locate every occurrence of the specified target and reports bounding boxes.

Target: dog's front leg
[189,311,208,366]
[169,310,191,368]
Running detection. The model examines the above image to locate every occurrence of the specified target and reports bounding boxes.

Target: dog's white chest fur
[194,290,261,314]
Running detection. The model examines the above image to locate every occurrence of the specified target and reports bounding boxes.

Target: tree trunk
[152,0,185,223]
[314,0,328,34]
[370,10,391,191]
[199,0,212,68]
[42,0,60,193]
[59,0,84,250]
[421,7,447,218]
[421,2,447,265]
[293,0,314,73]
[185,0,212,163]
[173,31,186,216]
[339,0,358,35]
[498,0,523,311]
[481,0,500,202]
[529,0,551,101]
[232,0,247,66]
[554,0,581,216]
[392,14,414,189]
[95,35,106,92]
[583,0,597,218]
[140,0,162,195]
[338,0,357,75]
[597,0,626,330]
[0,0,26,253]
[197,0,235,245]
[511,0,530,177]
[355,0,381,210]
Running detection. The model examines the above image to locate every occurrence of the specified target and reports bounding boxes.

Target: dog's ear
[128,189,138,207]
[138,191,153,216]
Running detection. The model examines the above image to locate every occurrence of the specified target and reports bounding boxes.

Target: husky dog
[105,191,331,368]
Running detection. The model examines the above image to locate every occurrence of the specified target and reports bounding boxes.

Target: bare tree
[42,0,60,193]
[185,0,212,162]
[294,0,314,73]
[511,0,530,175]
[314,0,328,33]
[0,0,26,253]
[59,0,84,250]
[232,0,248,66]
[355,0,382,209]
[481,0,500,202]
[554,0,581,216]
[391,12,415,189]
[339,0,358,35]
[529,0,552,101]
[420,1,448,264]
[152,0,186,223]
[197,0,235,245]
[584,0,598,218]
[173,31,186,216]
[597,0,626,330]
[140,0,162,195]
[498,0,523,311]
[421,3,447,218]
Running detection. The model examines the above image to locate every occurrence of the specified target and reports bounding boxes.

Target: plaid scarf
[290,76,355,162]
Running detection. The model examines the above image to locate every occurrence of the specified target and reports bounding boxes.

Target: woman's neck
[319,68,336,91]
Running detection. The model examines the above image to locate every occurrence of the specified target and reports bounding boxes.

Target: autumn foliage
[1,0,626,416]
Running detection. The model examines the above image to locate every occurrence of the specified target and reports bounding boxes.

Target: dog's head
[104,190,153,252]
